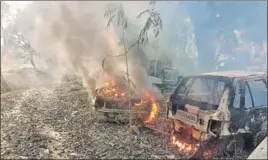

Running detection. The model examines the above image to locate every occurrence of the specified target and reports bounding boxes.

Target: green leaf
[107,15,115,28]
[104,7,117,17]
[149,1,156,7]
[136,10,149,19]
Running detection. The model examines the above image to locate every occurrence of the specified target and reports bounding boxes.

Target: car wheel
[218,135,244,158]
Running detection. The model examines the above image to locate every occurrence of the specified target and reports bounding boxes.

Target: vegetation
[1,2,40,71]
[186,1,267,72]
[103,1,163,127]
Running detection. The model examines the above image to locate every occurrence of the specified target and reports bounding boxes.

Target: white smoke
[9,1,162,98]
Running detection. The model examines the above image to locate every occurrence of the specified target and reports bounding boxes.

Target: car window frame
[244,81,255,109]
[232,80,243,109]
[241,78,267,110]
[172,75,232,104]
[185,77,214,103]
[244,78,267,108]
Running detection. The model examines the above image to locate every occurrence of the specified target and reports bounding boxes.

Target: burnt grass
[1,75,180,159]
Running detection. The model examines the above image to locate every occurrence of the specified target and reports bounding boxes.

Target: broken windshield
[174,76,231,110]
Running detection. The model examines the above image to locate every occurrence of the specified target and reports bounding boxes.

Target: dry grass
[1,71,177,159]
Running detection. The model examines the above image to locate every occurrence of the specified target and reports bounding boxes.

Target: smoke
[5,1,266,99]
[180,1,267,72]
[13,2,109,96]
[10,1,163,98]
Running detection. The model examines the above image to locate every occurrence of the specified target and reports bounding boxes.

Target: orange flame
[135,90,160,124]
[98,79,127,98]
[99,79,160,124]
[171,135,217,157]
[171,136,198,155]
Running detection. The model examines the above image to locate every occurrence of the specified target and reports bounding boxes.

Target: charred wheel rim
[219,135,244,158]
[104,112,119,123]
[254,119,267,147]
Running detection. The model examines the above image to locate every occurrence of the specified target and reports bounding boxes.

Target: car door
[229,80,247,129]
[168,77,194,116]
[243,78,267,132]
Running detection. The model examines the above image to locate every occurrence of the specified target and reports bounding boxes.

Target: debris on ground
[1,76,177,159]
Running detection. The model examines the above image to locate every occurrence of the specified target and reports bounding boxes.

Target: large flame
[98,79,127,98]
[98,79,160,124]
[142,91,160,124]
[134,90,160,124]
[171,135,217,157]
[171,135,198,155]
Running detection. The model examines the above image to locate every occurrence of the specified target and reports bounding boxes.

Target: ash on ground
[1,74,178,159]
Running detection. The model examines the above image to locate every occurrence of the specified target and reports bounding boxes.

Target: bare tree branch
[103,1,163,127]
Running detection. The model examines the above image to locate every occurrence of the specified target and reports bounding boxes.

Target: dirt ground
[1,68,253,159]
[1,66,59,92]
[1,70,182,159]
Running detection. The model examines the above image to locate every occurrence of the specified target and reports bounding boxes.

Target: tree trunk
[122,31,132,127]
[1,74,11,93]
[29,54,37,70]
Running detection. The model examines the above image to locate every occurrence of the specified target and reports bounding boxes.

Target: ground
[1,68,258,159]
[1,70,180,159]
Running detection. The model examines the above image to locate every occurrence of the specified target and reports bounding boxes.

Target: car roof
[200,70,266,78]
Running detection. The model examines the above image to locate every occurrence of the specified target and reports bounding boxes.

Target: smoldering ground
[8,1,163,98]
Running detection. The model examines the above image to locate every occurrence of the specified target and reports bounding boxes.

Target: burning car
[92,75,161,125]
[166,71,267,158]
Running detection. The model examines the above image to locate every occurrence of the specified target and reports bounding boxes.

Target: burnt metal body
[167,71,267,158]
[92,62,181,124]
[148,60,181,94]
[93,93,151,124]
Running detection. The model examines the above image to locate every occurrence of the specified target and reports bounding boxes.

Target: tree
[136,1,163,44]
[8,30,38,70]
[103,1,163,127]
[1,2,38,70]
[139,2,198,74]
[184,1,267,72]
[1,1,11,92]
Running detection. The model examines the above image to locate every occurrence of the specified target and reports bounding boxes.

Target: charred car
[92,59,181,125]
[92,75,162,125]
[167,71,267,157]
[148,60,181,94]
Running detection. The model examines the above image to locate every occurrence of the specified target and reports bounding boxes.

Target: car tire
[218,135,244,158]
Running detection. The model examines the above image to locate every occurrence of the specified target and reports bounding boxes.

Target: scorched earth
[1,75,179,159]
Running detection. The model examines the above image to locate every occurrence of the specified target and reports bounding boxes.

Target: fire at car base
[93,78,162,125]
[92,71,267,159]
